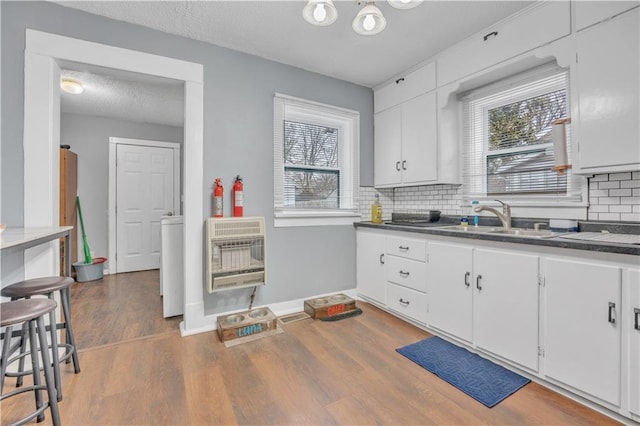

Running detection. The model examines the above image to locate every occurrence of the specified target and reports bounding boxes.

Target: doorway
[108,137,181,273]
[23,29,205,334]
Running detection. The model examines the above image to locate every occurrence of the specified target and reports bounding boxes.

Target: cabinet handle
[608,302,616,324]
[635,308,640,331]
[399,270,410,277]
[476,274,482,291]
[396,161,401,171]
[395,77,405,84]
[483,31,498,41]
[379,254,385,265]
[464,271,470,287]
[402,160,407,170]
[398,245,409,251]
[399,298,410,306]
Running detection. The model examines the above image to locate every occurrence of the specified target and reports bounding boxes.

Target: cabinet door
[575,1,638,31]
[473,248,539,371]
[437,1,570,85]
[356,230,386,304]
[374,106,402,187]
[374,63,436,113]
[401,92,438,185]
[427,242,473,343]
[577,8,639,172]
[544,258,621,406]
[630,268,640,417]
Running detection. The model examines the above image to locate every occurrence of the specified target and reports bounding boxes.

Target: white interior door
[116,143,178,273]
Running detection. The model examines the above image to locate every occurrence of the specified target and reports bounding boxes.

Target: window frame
[273,93,360,227]
[460,65,588,217]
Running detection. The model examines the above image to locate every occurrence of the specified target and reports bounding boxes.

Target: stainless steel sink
[439,225,561,238]
[438,225,498,233]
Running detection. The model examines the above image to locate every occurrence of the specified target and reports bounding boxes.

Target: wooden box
[304,294,357,319]
[217,307,277,342]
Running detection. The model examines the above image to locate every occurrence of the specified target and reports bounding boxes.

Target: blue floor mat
[396,336,530,408]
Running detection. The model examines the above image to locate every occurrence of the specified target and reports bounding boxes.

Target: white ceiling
[55,0,535,126]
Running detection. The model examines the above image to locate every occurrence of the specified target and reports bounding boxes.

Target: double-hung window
[461,65,586,213]
[273,94,360,227]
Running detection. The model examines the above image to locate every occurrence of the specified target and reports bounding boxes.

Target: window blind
[461,66,583,202]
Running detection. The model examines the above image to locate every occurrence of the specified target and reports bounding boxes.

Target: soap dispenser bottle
[371,194,383,224]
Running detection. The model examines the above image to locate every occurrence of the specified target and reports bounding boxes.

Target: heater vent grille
[206,217,266,293]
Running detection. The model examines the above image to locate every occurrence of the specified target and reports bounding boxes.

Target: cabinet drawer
[374,62,436,113]
[386,256,427,293]
[387,282,427,324]
[437,1,570,85]
[386,236,426,261]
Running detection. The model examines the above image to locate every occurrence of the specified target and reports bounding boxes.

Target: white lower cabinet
[629,268,640,419]
[428,242,473,343]
[473,248,539,372]
[428,242,539,371]
[356,230,386,304]
[543,258,622,406]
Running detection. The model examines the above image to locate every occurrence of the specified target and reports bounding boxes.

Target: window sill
[274,210,361,228]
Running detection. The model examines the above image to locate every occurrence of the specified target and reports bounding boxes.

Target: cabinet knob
[399,270,410,277]
[395,77,405,84]
[379,254,385,264]
[464,271,471,287]
[402,160,407,170]
[396,161,401,171]
[635,308,640,331]
[476,274,483,291]
[399,298,410,306]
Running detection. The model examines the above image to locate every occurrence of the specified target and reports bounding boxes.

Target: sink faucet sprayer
[473,200,512,230]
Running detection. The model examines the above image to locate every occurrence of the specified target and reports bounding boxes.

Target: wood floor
[1,270,619,425]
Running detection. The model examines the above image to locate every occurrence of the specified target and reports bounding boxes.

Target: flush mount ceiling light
[303,0,338,26]
[302,0,422,36]
[60,78,83,94]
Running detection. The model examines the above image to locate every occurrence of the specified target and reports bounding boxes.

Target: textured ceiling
[54,0,535,126]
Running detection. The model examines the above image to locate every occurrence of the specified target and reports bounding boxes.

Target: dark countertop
[354,215,640,256]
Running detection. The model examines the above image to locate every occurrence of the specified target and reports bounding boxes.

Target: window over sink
[460,64,587,213]
[273,94,360,227]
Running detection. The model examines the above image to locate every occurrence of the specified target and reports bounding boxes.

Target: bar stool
[1,276,80,401]
[1,299,61,425]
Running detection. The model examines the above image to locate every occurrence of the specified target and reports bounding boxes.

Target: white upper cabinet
[575,8,639,173]
[374,92,438,187]
[437,1,570,86]
[574,1,639,31]
[374,63,436,114]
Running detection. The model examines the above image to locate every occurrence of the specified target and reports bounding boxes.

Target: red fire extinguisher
[232,175,244,217]
[213,178,223,218]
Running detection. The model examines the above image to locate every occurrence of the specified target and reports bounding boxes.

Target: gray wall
[61,113,184,264]
[1,1,374,312]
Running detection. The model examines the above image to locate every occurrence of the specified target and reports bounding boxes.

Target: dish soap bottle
[472,200,480,227]
[371,194,383,224]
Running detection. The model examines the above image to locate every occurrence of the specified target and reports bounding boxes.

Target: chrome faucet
[473,200,512,230]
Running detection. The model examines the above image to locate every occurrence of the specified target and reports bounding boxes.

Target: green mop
[76,196,93,264]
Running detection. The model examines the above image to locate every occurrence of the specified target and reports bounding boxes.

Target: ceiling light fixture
[387,0,424,10]
[303,0,338,26]
[303,0,422,36]
[60,78,84,94]
[352,1,386,36]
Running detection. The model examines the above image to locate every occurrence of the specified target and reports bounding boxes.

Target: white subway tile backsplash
[358,173,638,223]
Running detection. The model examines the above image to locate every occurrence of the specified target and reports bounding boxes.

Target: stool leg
[1,325,14,390]
[47,293,62,401]
[15,320,28,387]
[36,316,61,426]
[60,288,80,373]
[27,319,45,422]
